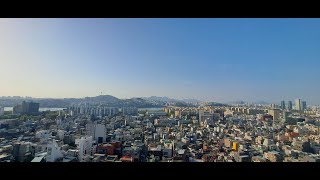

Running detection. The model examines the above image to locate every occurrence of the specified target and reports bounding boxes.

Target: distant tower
[280,101,285,110]
[302,101,307,111]
[295,99,302,111]
[271,104,278,108]
[287,101,293,111]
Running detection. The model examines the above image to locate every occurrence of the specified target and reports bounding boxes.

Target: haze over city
[1,18,320,104]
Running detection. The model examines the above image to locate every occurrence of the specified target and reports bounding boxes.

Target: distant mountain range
[141,96,202,103]
[254,101,270,105]
[180,98,203,104]
[141,96,178,102]
[0,95,202,108]
[207,102,230,107]
[226,100,270,105]
[226,100,246,104]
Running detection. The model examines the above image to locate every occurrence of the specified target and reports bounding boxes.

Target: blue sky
[1,18,320,104]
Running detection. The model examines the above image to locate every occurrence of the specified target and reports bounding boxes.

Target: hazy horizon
[1,18,320,104]
[0,94,312,106]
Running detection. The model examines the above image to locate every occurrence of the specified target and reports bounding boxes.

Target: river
[4,107,66,112]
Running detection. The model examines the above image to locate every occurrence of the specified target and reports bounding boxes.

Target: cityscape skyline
[1,95,319,162]
[1,18,320,104]
[0,94,315,107]
[2,18,320,163]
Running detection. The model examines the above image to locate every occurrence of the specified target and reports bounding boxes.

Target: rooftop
[31,156,45,162]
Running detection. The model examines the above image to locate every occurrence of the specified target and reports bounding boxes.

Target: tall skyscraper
[288,101,293,111]
[295,99,302,111]
[280,101,285,110]
[302,101,307,111]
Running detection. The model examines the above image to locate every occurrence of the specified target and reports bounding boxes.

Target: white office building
[94,124,106,144]
[75,136,93,162]
[46,140,63,162]
[85,123,106,144]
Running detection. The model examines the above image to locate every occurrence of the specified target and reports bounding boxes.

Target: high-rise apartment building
[175,110,181,118]
[122,107,138,115]
[85,123,106,144]
[75,136,93,162]
[13,101,39,115]
[269,109,280,121]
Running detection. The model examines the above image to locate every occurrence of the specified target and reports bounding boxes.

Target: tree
[19,115,29,121]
